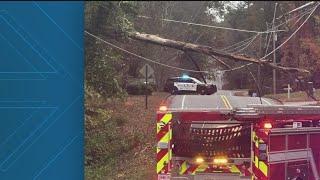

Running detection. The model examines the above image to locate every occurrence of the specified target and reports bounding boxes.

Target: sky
[206,1,246,22]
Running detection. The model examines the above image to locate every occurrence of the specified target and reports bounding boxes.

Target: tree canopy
[85,1,320,96]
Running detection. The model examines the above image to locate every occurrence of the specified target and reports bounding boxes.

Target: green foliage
[85,1,138,98]
[207,1,320,91]
[85,46,126,98]
[126,83,155,95]
[85,106,142,179]
[85,1,137,37]
[85,2,147,179]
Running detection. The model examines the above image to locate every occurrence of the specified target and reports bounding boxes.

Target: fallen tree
[128,32,310,74]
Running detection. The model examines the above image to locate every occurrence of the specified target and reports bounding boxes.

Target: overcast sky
[206,1,246,22]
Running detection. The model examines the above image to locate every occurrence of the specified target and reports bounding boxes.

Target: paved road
[167,90,279,110]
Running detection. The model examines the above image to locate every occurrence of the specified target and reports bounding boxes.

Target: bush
[85,111,137,179]
[126,83,154,95]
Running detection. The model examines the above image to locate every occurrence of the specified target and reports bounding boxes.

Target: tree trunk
[129,32,310,74]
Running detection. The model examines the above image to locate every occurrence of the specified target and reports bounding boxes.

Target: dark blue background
[0,2,83,180]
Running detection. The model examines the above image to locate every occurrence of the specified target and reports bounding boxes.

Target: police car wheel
[201,89,206,95]
[197,87,206,95]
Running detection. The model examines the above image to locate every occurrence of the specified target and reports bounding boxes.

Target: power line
[264,4,313,58]
[138,15,285,34]
[230,34,260,54]
[291,10,310,27]
[221,8,310,53]
[221,2,319,73]
[221,35,257,52]
[86,3,319,75]
[210,55,232,69]
[222,62,250,72]
[274,7,314,29]
[84,30,210,73]
[276,1,315,20]
[261,2,319,60]
[237,3,314,57]
[265,3,278,59]
[139,2,314,44]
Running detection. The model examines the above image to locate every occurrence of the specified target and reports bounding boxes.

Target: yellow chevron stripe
[157,152,169,174]
[159,131,170,143]
[255,141,259,148]
[230,165,240,173]
[254,156,268,177]
[252,130,268,177]
[160,113,172,124]
[259,160,268,177]
[179,161,188,175]
[157,123,161,134]
[182,163,240,175]
[194,163,208,173]
[156,115,172,174]
[253,132,265,148]
[252,131,256,141]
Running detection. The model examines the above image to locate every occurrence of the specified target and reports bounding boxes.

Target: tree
[85,1,317,95]
[279,2,320,84]
[85,1,137,97]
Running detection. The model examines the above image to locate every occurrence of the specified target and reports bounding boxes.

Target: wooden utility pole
[272,3,278,95]
[258,33,262,95]
[145,65,148,109]
[273,28,277,95]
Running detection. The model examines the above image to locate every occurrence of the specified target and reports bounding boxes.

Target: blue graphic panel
[0,2,83,180]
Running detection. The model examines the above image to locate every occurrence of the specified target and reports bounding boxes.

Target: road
[167,90,279,110]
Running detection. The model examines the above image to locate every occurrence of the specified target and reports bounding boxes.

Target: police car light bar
[181,74,190,79]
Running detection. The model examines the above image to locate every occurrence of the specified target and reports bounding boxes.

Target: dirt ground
[85,91,169,180]
[112,92,169,179]
[264,89,320,104]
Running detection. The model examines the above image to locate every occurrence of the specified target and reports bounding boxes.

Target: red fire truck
[156,101,320,180]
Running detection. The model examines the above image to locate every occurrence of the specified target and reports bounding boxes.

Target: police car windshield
[191,77,204,84]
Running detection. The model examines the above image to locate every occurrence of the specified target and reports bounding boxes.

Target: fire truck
[156,98,320,180]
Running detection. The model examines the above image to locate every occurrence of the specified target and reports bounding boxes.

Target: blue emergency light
[181,74,190,79]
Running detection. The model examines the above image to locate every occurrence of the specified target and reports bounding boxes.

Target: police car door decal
[187,79,197,91]
[174,82,186,91]
[174,81,196,91]
[190,82,197,91]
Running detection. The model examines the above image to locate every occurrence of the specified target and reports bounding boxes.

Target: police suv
[164,76,217,95]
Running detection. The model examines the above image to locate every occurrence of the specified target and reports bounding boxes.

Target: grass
[264,89,320,102]
[85,92,168,180]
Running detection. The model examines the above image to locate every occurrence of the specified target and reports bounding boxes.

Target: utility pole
[258,33,262,96]
[145,65,148,109]
[273,28,277,95]
[272,3,278,95]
